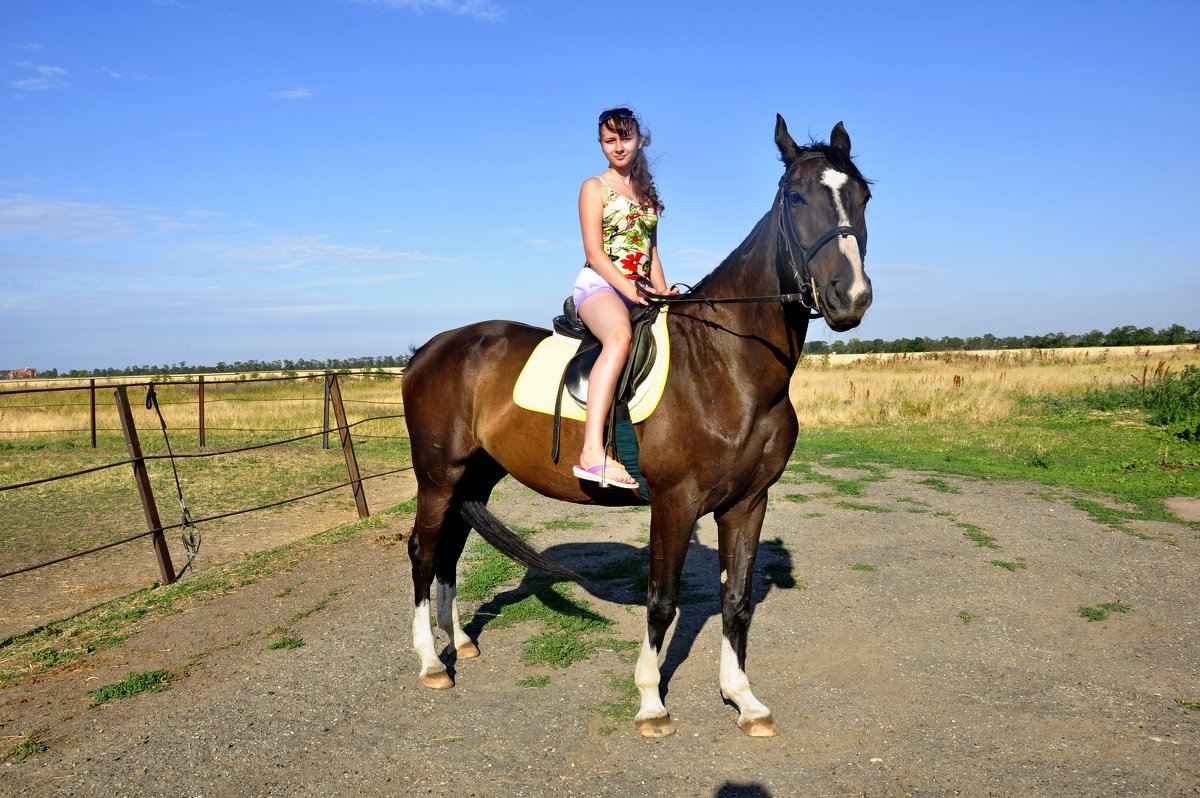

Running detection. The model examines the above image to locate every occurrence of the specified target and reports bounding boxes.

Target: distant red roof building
[2,368,38,379]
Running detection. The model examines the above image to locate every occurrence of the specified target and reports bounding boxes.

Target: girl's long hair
[600,110,664,213]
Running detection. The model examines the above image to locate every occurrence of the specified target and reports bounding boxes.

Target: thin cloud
[11,62,69,92]
[199,235,456,270]
[270,87,314,100]
[356,0,505,22]
[0,195,141,240]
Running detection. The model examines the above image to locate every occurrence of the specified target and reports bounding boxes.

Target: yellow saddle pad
[513,307,670,423]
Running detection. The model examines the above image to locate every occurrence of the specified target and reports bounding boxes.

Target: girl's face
[599,122,641,172]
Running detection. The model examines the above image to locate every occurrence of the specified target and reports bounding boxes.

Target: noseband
[776,153,867,316]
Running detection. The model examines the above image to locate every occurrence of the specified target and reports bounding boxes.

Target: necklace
[604,170,639,203]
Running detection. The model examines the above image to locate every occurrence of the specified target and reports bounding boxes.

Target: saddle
[550,297,662,463]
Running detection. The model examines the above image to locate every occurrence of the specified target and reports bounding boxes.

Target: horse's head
[774,116,872,332]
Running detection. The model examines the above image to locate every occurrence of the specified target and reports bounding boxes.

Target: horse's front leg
[715,495,779,737]
[633,500,696,738]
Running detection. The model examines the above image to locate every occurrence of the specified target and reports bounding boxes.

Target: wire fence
[0,371,412,586]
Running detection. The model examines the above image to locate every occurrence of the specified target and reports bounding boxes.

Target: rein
[638,152,866,321]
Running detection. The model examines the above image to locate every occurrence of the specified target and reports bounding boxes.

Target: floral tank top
[595,176,658,282]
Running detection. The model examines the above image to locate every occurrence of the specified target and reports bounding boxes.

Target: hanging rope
[145,384,201,577]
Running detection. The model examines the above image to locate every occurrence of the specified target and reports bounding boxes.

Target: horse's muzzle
[819,273,873,332]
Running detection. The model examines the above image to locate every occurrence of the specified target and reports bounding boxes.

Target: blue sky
[3,0,1197,372]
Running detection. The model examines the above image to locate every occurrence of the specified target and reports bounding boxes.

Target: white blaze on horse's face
[820,168,869,304]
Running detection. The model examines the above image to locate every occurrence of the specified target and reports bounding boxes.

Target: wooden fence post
[327,373,369,519]
[114,386,177,585]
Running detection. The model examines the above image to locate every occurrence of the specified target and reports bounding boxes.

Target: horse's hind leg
[409,483,458,689]
[409,454,506,689]
[715,495,778,737]
[435,511,479,660]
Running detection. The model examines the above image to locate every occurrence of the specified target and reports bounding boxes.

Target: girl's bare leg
[576,290,636,484]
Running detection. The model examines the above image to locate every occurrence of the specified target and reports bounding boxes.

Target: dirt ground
[2,465,1198,798]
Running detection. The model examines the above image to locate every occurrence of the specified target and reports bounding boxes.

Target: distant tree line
[28,324,1200,377]
[39,353,413,379]
[801,324,1199,356]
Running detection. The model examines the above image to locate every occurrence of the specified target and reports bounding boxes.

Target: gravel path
[2,466,1198,797]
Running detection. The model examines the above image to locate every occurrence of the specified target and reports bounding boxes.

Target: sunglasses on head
[598,107,634,124]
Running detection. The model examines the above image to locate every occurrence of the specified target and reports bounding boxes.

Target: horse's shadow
[461,523,797,698]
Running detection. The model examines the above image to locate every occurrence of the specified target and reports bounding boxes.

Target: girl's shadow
[462,525,796,698]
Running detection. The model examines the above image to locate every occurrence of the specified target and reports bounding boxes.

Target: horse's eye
[787,191,805,205]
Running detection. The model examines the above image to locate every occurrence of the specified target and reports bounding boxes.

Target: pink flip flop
[572,463,639,489]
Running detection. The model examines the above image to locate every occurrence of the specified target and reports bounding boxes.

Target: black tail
[460,500,582,583]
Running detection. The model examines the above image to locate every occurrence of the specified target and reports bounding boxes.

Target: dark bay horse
[402,116,872,737]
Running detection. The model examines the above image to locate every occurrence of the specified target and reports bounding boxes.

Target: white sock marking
[412,598,442,677]
[634,630,668,721]
[820,168,868,303]
[719,635,771,723]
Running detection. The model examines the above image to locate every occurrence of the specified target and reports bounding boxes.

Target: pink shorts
[572,266,635,312]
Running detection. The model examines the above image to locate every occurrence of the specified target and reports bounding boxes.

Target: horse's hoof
[738,714,779,737]
[456,641,480,659]
[420,671,454,690]
[636,716,677,738]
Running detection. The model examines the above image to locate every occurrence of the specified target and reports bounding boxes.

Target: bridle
[776,155,868,317]
[639,152,867,320]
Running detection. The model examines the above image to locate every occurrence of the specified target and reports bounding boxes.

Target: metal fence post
[114,386,177,584]
[327,373,369,519]
[198,374,206,448]
[89,378,97,449]
[322,372,331,450]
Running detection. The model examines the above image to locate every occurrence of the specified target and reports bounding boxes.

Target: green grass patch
[543,517,593,531]
[836,500,893,513]
[520,630,597,668]
[850,563,876,573]
[267,636,305,650]
[959,522,999,549]
[958,611,978,624]
[3,730,47,764]
[989,558,1027,572]
[785,461,887,497]
[788,415,1200,535]
[1078,602,1133,622]
[594,670,640,723]
[1064,497,1154,539]
[518,674,551,688]
[88,669,175,707]
[783,492,814,503]
[916,477,961,493]
[1176,698,1200,712]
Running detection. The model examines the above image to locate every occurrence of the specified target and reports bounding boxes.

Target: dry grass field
[789,344,1200,426]
[0,369,407,447]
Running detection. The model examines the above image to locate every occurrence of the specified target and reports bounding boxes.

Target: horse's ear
[775,114,801,165]
[830,121,851,154]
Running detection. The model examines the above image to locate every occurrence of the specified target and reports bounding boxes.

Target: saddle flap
[564,304,660,408]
